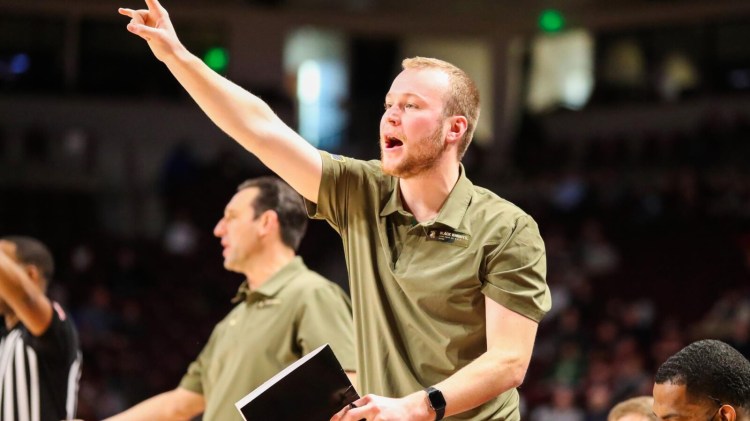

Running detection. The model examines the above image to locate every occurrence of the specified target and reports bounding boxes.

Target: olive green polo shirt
[306,152,551,421]
[179,257,356,421]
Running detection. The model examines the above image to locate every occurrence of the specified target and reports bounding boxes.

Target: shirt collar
[231,256,305,303]
[380,164,473,231]
[380,177,410,218]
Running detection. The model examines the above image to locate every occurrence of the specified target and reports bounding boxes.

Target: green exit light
[204,47,229,73]
[539,9,565,33]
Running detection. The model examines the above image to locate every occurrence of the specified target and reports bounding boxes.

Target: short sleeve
[481,215,551,323]
[305,151,378,233]
[305,151,348,230]
[24,302,78,363]
[26,303,65,348]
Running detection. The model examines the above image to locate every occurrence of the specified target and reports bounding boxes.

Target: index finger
[118,8,148,25]
[341,405,367,421]
[118,7,136,18]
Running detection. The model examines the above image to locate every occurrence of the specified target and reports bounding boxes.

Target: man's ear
[718,405,737,421]
[444,115,468,147]
[259,210,280,236]
[25,265,46,290]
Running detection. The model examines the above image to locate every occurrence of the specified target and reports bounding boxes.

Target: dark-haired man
[0,236,82,420]
[653,339,750,421]
[105,176,355,420]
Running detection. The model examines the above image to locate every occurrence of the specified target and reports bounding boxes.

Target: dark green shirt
[306,152,551,420]
[179,257,355,420]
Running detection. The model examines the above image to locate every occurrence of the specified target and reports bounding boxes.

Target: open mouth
[385,136,403,149]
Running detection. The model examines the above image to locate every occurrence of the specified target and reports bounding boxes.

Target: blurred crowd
[490,111,750,419]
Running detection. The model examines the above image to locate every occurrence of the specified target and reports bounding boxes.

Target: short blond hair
[401,57,480,160]
[608,396,657,421]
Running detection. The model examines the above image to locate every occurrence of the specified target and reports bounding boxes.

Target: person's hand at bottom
[330,392,431,421]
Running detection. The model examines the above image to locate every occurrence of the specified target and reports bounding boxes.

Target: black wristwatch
[424,386,446,421]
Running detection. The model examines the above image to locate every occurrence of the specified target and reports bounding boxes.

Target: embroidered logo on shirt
[257,298,282,309]
[426,229,470,248]
[328,153,347,162]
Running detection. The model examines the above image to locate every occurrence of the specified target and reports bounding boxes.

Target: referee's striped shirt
[0,302,82,421]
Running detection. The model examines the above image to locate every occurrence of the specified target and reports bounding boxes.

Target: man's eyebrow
[385,93,425,101]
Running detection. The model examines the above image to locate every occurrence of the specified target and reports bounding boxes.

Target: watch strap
[424,386,446,421]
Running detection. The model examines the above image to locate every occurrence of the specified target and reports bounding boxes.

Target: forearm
[432,348,528,418]
[0,253,32,302]
[103,389,204,421]
[0,252,52,334]
[415,299,538,419]
[160,49,322,200]
[162,48,283,150]
[121,2,322,200]
[345,349,529,421]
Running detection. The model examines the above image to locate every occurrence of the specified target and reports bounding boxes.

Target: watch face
[428,388,446,409]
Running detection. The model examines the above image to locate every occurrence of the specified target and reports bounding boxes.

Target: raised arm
[118,0,322,202]
[0,243,53,336]
[103,387,205,421]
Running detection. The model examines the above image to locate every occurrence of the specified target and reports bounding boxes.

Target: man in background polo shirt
[105,176,356,420]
